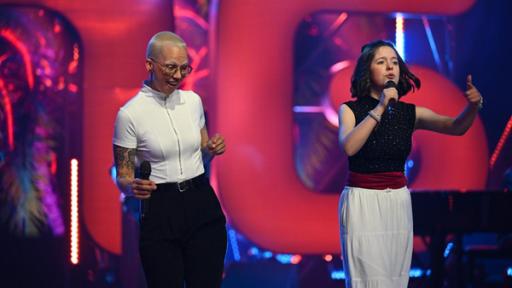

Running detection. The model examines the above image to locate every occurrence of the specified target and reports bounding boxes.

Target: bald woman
[113,31,226,288]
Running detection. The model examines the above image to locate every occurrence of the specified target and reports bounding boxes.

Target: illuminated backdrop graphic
[0,5,82,237]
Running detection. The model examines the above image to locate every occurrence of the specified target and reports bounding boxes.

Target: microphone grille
[384,80,397,89]
[139,161,151,180]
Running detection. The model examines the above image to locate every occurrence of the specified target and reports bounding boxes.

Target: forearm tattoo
[113,145,136,178]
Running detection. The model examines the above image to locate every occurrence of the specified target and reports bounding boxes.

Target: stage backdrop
[211,0,486,254]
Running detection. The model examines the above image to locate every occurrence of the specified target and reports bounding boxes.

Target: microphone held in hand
[139,160,151,180]
[384,80,398,113]
[139,161,152,218]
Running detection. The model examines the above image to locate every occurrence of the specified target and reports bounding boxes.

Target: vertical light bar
[395,13,405,60]
[228,228,241,261]
[422,16,443,73]
[70,158,79,265]
[489,115,512,169]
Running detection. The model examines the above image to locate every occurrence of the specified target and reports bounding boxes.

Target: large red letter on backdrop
[213,0,481,253]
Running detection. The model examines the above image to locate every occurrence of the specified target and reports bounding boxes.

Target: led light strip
[70,158,79,264]
[395,14,405,60]
[490,116,512,169]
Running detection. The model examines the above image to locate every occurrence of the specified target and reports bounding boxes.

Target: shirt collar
[142,81,184,105]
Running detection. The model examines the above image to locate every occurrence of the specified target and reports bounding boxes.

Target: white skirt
[339,186,413,288]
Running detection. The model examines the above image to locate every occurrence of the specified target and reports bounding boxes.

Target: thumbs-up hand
[465,75,483,109]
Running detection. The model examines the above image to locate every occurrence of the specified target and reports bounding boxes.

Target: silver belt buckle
[177,181,188,192]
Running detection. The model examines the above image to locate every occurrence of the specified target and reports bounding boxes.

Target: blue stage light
[228,229,241,261]
[330,269,346,280]
[275,254,293,264]
[444,242,454,258]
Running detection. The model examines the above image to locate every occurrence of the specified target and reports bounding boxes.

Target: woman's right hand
[131,178,157,200]
[379,85,399,108]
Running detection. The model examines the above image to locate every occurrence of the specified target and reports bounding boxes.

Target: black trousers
[139,174,227,288]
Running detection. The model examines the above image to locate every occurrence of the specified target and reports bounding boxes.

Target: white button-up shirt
[113,83,205,183]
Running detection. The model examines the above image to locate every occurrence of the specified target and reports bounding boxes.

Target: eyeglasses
[149,58,193,76]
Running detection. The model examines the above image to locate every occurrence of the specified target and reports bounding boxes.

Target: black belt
[141,174,205,219]
[162,174,204,192]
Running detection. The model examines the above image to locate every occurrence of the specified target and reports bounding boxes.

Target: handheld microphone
[139,161,151,218]
[139,160,151,180]
[384,80,398,113]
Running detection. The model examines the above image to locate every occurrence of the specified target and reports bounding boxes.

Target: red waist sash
[347,171,407,189]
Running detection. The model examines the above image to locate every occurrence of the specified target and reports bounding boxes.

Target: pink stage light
[490,116,512,169]
[0,79,14,151]
[0,29,34,89]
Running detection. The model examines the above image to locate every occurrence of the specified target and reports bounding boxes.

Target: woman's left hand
[207,133,226,155]
[465,75,483,108]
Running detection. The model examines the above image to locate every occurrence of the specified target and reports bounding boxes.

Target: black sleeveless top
[345,96,416,173]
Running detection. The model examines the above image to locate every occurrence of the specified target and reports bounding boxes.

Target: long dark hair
[350,40,420,98]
